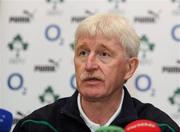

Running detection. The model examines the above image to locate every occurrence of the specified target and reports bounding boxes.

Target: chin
[80,88,106,101]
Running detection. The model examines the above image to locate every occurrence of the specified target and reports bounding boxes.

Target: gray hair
[74,12,140,57]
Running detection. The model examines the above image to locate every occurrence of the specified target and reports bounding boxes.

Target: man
[13,13,179,132]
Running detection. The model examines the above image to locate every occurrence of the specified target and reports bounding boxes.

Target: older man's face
[74,36,132,101]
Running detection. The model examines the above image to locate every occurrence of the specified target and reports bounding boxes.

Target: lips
[84,77,102,81]
[83,77,103,86]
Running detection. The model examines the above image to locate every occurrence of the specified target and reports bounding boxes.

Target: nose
[85,53,98,71]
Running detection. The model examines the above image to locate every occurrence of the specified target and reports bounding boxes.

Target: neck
[80,88,123,125]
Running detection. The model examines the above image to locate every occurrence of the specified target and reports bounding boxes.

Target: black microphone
[0,108,13,132]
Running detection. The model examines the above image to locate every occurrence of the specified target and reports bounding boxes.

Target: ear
[124,57,139,80]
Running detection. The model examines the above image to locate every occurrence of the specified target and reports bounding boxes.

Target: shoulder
[13,97,71,132]
[26,97,70,121]
[131,97,179,130]
[37,97,68,114]
[132,97,160,115]
[132,97,169,120]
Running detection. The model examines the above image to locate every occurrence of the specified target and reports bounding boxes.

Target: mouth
[84,77,102,81]
[83,77,103,85]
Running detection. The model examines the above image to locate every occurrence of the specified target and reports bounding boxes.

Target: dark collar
[61,86,138,126]
[61,90,83,122]
[111,87,138,127]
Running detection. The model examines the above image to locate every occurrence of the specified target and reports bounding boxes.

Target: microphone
[96,125,124,132]
[0,108,13,132]
[124,119,161,132]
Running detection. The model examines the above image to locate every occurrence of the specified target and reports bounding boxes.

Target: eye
[79,50,89,57]
[96,50,111,62]
[99,51,110,57]
[100,52,110,57]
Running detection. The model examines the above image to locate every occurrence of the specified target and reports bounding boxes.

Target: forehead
[75,36,125,54]
[76,35,122,49]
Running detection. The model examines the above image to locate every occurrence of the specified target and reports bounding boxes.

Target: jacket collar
[61,86,138,126]
[111,87,138,126]
[60,90,84,124]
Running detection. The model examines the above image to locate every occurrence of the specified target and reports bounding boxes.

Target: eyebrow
[97,43,113,52]
[75,43,88,53]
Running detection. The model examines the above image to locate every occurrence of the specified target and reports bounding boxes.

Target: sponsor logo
[13,111,27,125]
[139,35,155,65]
[135,74,152,92]
[46,0,64,15]
[162,60,180,73]
[7,73,27,94]
[8,34,29,63]
[171,24,180,42]
[177,59,180,64]
[34,59,60,72]
[45,24,64,45]
[39,86,60,104]
[9,9,36,23]
[135,74,156,96]
[70,74,76,90]
[169,87,180,121]
[108,0,126,13]
[171,0,180,15]
[71,10,94,23]
[70,41,75,51]
[134,10,160,24]
[169,87,180,112]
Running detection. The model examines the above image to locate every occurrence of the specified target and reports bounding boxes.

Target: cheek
[104,69,125,90]
[75,62,84,80]
[104,61,127,81]
[74,59,82,71]
[75,67,81,79]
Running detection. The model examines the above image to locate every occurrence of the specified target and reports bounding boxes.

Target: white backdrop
[0,0,180,130]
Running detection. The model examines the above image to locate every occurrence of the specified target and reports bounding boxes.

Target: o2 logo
[45,24,61,41]
[135,74,152,92]
[7,73,27,94]
[7,73,23,90]
[70,74,76,90]
[171,24,180,42]
[45,24,64,45]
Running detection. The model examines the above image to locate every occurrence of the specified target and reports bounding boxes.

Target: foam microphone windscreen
[124,119,161,132]
[96,125,124,132]
[0,108,13,132]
